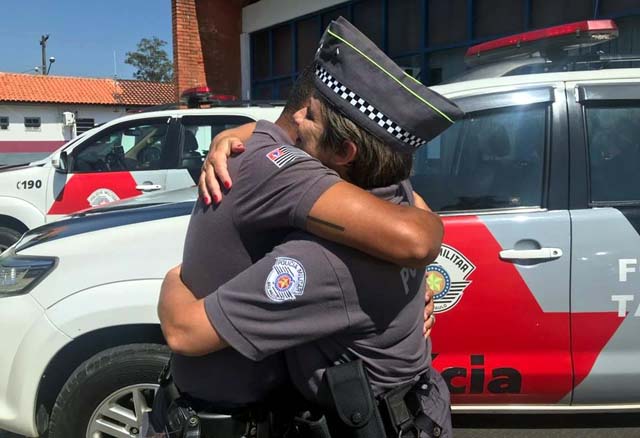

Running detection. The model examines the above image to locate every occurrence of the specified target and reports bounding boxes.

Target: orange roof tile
[117,79,176,106]
[0,72,176,106]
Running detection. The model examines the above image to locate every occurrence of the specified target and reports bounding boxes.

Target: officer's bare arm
[200,124,443,268]
[307,183,443,268]
[158,265,228,356]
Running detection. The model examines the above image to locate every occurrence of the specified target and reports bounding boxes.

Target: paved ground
[453,414,640,438]
[3,413,640,437]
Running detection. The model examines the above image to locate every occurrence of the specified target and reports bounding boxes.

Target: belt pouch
[322,359,387,438]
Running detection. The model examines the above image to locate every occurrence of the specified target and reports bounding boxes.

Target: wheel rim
[86,383,158,438]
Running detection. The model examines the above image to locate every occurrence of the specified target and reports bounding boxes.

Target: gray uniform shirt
[173,120,341,403]
[206,181,431,403]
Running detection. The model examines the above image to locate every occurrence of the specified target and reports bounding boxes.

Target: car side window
[71,119,170,172]
[586,104,640,203]
[180,116,254,169]
[412,103,547,212]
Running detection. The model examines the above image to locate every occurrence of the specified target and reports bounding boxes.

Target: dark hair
[282,63,317,117]
[316,94,413,189]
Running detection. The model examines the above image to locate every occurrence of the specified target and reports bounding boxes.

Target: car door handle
[135,184,162,192]
[499,248,563,260]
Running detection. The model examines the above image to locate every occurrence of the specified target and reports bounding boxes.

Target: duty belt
[148,359,442,438]
[378,370,442,438]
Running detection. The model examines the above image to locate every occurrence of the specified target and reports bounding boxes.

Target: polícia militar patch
[265,145,309,168]
[265,257,307,302]
[427,244,475,313]
[87,188,120,207]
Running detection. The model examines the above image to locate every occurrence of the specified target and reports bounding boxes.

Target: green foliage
[125,37,173,82]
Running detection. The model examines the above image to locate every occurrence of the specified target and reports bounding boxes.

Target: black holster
[378,372,445,438]
[292,411,332,438]
[148,362,298,438]
[321,361,445,438]
[147,362,202,438]
[321,360,388,438]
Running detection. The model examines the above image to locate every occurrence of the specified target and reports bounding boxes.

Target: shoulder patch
[265,145,310,168]
[265,257,307,302]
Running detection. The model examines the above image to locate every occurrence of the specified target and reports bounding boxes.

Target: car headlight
[0,251,57,297]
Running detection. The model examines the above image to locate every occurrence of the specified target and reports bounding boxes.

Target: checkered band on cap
[315,66,427,149]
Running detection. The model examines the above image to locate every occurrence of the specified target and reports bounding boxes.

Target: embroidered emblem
[266,145,309,168]
[427,244,475,314]
[265,257,306,302]
[87,188,120,207]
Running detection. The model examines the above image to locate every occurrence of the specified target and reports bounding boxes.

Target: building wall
[242,0,347,33]
[241,0,640,99]
[172,0,207,98]
[174,0,640,100]
[0,104,127,165]
[195,0,246,97]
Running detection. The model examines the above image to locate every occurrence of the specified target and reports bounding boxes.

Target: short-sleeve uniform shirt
[206,181,431,403]
[172,120,341,402]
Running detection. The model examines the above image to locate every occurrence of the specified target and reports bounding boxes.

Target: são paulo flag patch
[266,145,309,168]
[265,257,307,302]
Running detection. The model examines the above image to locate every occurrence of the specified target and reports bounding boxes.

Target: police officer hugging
[162,17,463,438]
[296,17,462,437]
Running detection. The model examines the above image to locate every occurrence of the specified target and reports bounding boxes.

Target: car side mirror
[52,151,69,173]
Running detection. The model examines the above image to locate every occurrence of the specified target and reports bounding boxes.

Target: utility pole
[40,35,49,75]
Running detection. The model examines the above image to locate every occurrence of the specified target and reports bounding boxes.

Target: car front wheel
[48,344,169,438]
[0,226,22,253]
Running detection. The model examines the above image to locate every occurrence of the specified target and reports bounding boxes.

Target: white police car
[2,19,640,438]
[0,98,282,252]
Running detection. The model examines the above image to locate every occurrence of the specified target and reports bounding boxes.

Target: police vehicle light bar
[465,20,618,66]
[181,86,237,108]
[182,86,211,95]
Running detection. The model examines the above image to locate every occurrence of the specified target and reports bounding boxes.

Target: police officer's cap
[314,17,464,153]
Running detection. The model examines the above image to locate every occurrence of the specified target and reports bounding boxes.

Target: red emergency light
[181,86,237,107]
[182,86,211,95]
[465,20,619,66]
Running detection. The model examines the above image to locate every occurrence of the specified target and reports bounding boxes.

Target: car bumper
[0,294,71,437]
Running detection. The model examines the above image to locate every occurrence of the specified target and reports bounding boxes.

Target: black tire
[48,344,169,438]
[0,226,22,253]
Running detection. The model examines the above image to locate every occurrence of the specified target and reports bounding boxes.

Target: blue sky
[0,0,173,79]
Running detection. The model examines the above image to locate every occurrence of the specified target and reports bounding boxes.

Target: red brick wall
[195,0,248,98]
[172,0,207,99]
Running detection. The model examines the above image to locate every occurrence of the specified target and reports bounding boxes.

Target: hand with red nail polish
[198,123,255,205]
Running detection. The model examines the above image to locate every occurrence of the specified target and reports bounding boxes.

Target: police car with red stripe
[1,19,640,437]
[0,91,282,252]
